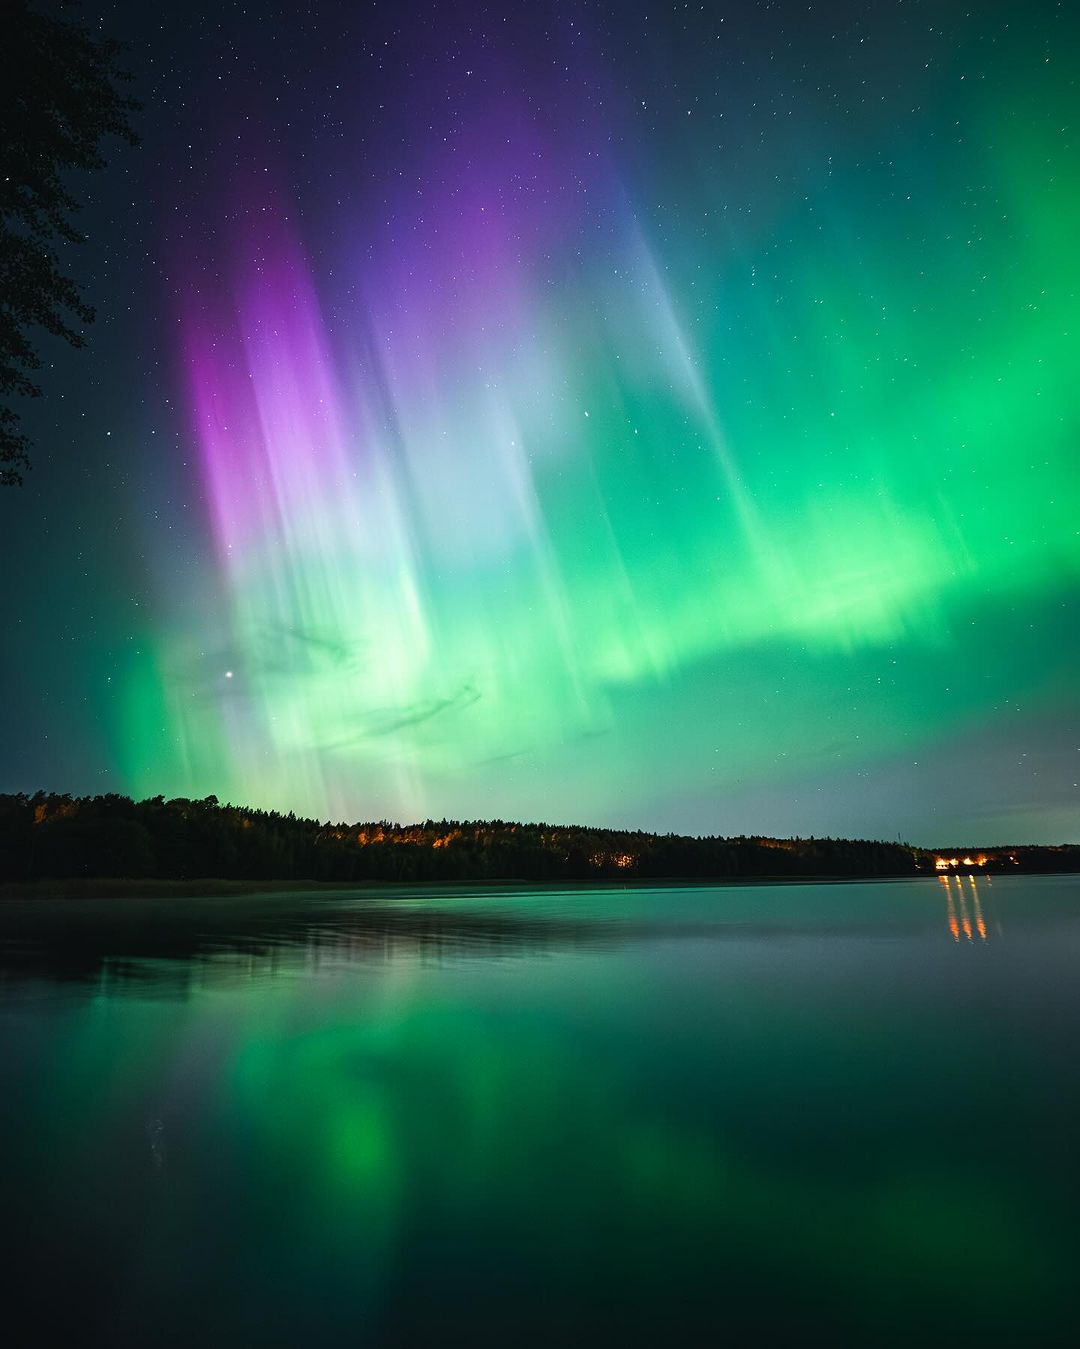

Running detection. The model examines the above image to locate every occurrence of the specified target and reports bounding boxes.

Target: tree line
[0,790,1013,884]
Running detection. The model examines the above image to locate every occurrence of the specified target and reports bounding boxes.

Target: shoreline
[0,871,1066,902]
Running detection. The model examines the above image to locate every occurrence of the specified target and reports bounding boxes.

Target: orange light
[942,877,960,941]
[957,888,973,941]
[969,876,987,941]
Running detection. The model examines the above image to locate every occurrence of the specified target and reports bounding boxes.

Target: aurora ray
[3,1,1076,842]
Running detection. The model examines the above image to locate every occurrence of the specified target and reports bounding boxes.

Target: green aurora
[2,2,1077,841]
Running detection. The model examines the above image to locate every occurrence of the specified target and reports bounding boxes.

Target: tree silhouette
[0,0,139,485]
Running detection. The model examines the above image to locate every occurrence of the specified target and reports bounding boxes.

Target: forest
[1,792,1076,885]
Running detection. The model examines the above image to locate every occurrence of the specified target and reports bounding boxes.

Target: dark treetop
[3,792,1077,886]
[0,0,139,484]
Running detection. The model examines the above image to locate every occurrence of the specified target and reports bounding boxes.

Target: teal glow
[3,3,1077,842]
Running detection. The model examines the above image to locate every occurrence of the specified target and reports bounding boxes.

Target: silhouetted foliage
[0,0,139,484]
[3,791,1072,886]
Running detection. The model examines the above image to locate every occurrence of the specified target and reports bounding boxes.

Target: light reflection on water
[1,875,1078,1345]
[939,873,1004,943]
[0,876,1038,995]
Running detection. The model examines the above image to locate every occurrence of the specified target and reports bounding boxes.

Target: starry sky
[2,0,1078,843]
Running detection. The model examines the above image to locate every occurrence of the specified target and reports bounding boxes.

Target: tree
[0,0,139,485]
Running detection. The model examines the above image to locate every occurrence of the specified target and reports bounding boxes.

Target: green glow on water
[4,881,1077,1340]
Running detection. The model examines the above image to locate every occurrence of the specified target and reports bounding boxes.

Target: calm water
[2,875,1079,1345]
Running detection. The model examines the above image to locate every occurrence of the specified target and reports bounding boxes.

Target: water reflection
[970,875,988,941]
[942,875,961,941]
[1,877,1078,1346]
[0,875,1050,1003]
[0,897,620,997]
[940,874,996,942]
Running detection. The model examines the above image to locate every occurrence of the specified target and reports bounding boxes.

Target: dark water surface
[2,875,1078,1345]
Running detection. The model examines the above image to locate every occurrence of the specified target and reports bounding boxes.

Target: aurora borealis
[2,0,1078,841]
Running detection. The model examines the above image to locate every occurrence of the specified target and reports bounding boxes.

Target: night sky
[2,0,1078,843]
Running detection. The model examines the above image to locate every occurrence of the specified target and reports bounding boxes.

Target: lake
[1,875,1078,1345]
